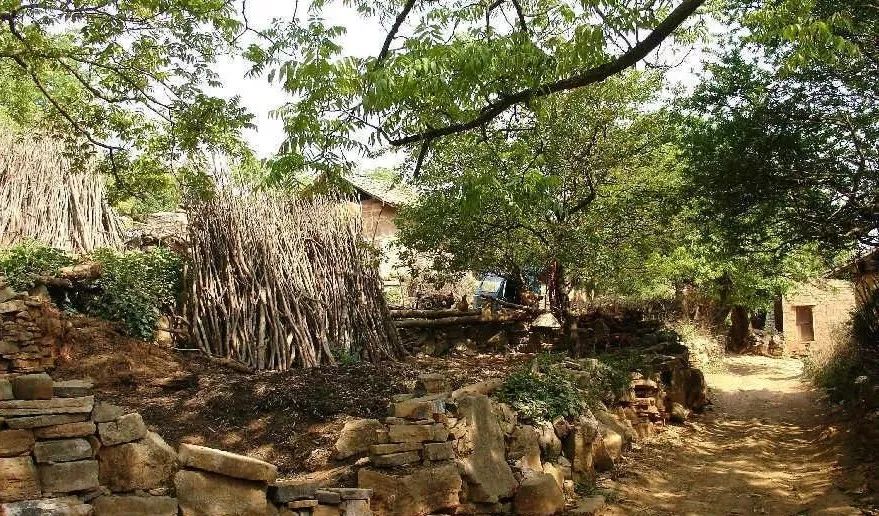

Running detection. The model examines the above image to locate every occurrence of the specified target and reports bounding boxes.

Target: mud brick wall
[0,294,64,374]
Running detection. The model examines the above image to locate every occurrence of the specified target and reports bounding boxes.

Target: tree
[0,1,254,210]
[249,0,708,177]
[396,72,682,317]
[684,1,878,254]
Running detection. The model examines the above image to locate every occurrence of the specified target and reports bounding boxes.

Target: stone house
[831,247,879,306]
[774,279,857,355]
[344,174,413,247]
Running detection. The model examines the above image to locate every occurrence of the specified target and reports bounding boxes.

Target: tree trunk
[727,305,752,353]
[546,259,569,318]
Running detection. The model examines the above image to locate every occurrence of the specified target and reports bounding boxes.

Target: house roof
[344,173,415,207]
[829,247,879,278]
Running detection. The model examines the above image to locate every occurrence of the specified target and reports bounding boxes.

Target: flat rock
[97,412,147,446]
[5,413,90,429]
[358,464,462,516]
[1,496,92,516]
[315,489,341,505]
[268,481,321,503]
[334,419,388,460]
[39,460,99,493]
[371,450,420,468]
[387,423,447,443]
[0,456,40,502]
[92,494,178,516]
[0,429,34,457]
[0,396,94,417]
[33,438,94,463]
[53,379,94,398]
[12,373,53,400]
[175,469,268,516]
[34,421,97,439]
[98,431,177,492]
[369,442,422,455]
[179,443,277,482]
[450,379,504,401]
[390,397,445,420]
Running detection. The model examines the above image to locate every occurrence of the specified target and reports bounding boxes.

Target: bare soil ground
[601,355,877,515]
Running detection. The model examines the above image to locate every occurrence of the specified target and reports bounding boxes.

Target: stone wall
[0,290,64,374]
[781,279,857,355]
[0,373,374,516]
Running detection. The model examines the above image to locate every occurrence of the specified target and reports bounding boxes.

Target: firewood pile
[0,134,124,253]
[185,189,402,370]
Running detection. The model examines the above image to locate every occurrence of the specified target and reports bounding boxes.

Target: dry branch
[185,189,403,370]
[390,308,481,319]
[0,133,124,253]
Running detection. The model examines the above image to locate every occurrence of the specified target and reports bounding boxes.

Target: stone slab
[315,490,342,505]
[92,494,178,516]
[38,460,99,493]
[288,499,319,509]
[53,379,94,398]
[369,442,422,455]
[33,438,94,463]
[6,413,90,429]
[175,469,268,516]
[11,373,53,400]
[97,412,147,446]
[268,481,321,502]
[371,450,420,468]
[0,396,94,417]
[387,424,447,443]
[423,441,454,461]
[179,443,278,482]
[0,496,91,516]
[34,421,97,439]
[0,429,34,457]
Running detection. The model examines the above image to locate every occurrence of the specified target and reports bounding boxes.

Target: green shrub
[497,354,584,422]
[86,247,182,340]
[0,241,73,290]
[803,325,866,404]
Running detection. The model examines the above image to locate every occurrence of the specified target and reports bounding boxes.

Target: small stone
[178,442,278,482]
[315,490,342,504]
[33,438,94,463]
[371,450,421,468]
[97,412,147,446]
[38,460,99,493]
[423,441,454,461]
[92,494,178,516]
[368,442,423,455]
[53,379,94,398]
[0,456,40,502]
[0,429,34,457]
[91,401,126,423]
[0,396,94,417]
[6,413,90,429]
[11,373,53,400]
[33,421,96,439]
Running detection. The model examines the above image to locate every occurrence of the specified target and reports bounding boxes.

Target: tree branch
[377,0,418,63]
[389,0,704,146]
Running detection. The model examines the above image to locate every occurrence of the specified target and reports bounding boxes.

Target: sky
[215,2,713,165]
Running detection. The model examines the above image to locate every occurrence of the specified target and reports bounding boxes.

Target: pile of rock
[0,291,63,374]
[1,372,376,516]
[269,485,372,516]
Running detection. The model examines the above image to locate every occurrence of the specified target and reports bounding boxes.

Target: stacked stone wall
[0,292,64,374]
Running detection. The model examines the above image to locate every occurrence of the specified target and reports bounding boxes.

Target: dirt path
[600,355,863,515]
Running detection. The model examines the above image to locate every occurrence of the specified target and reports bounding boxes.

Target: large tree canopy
[0,0,254,210]
[249,0,707,177]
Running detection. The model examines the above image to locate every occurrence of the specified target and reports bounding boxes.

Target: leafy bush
[498,354,584,422]
[852,288,879,351]
[0,241,73,290]
[86,247,182,340]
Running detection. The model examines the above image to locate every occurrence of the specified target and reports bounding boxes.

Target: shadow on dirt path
[600,355,862,515]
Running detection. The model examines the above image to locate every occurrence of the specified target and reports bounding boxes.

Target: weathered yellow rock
[175,469,268,516]
[178,443,277,483]
[0,456,40,502]
[513,472,565,516]
[358,464,461,516]
[0,429,34,457]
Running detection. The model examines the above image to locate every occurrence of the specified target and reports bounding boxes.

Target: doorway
[795,305,815,342]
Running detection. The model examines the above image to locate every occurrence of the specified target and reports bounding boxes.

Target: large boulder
[0,456,40,502]
[535,421,562,459]
[357,463,462,516]
[667,366,708,411]
[592,424,622,472]
[513,472,565,516]
[563,413,600,482]
[454,394,517,503]
[175,469,268,516]
[98,431,177,492]
[334,419,388,460]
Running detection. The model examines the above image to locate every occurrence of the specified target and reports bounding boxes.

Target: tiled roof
[344,173,415,206]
